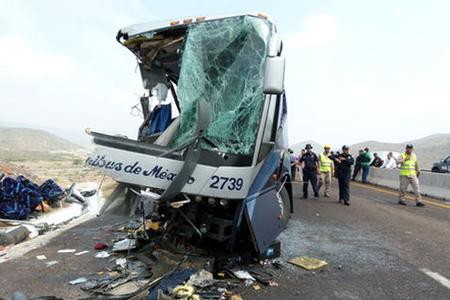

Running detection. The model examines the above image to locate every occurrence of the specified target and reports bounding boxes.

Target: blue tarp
[0,175,64,220]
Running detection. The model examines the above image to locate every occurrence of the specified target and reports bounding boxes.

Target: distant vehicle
[431,156,450,173]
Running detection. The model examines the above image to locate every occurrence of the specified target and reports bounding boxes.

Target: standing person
[393,144,425,207]
[352,149,364,181]
[299,144,320,199]
[332,145,355,206]
[361,147,371,183]
[318,144,334,197]
[289,149,298,182]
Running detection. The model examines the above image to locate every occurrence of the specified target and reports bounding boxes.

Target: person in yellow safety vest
[394,144,425,207]
[318,144,334,197]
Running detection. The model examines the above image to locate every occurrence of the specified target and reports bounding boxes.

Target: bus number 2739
[209,176,243,191]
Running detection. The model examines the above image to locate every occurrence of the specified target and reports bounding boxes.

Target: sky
[0,0,449,147]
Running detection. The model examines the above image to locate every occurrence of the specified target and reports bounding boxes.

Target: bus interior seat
[154,117,180,146]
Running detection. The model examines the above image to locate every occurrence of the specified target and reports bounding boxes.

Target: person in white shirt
[382,152,397,169]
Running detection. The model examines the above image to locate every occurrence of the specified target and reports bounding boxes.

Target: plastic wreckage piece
[170,16,271,155]
[112,238,137,252]
[95,251,111,258]
[69,277,88,285]
[230,269,255,282]
[186,269,214,288]
[58,249,76,253]
[94,242,108,250]
[288,256,328,270]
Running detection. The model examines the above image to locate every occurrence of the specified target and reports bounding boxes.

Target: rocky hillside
[0,127,84,161]
[350,133,450,170]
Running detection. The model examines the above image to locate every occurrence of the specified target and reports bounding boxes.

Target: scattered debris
[95,251,111,258]
[46,260,59,267]
[112,238,137,252]
[0,226,30,246]
[231,269,255,282]
[94,242,108,250]
[57,249,76,253]
[115,257,127,268]
[36,255,47,260]
[70,277,88,285]
[148,269,196,300]
[252,284,261,291]
[187,269,214,288]
[288,256,328,270]
[172,284,198,299]
[268,280,279,287]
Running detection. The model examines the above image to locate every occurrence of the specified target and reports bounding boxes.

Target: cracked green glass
[171,16,272,155]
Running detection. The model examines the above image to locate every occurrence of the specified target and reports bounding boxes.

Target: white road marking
[420,268,450,290]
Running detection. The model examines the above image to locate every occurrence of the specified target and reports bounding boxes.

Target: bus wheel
[279,186,291,227]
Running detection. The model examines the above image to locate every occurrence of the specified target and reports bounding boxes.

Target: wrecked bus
[86,13,291,259]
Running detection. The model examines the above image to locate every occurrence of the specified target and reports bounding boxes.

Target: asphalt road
[0,181,449,299]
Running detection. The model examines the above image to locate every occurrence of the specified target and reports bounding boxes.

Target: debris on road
[46,260,59,267]
[57,248,76,253]
[69,277,88,285]
[0,225,30,246]
[112,238,137,252]
[94,242,108,250]
[115,257,127,268]
[186,269,214,288]
[95,251,110,258]
[36,255,47,260]
[288,256,328,270]
[231,269,255,282]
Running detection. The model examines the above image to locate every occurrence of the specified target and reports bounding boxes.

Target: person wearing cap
[361,147,372,183]
[299,144,320,199]
[352,149,364,181]
[318,144,334,197]
[331,145,355,205]
[393,144,425,207]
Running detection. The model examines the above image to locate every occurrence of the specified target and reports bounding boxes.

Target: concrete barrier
[362,168,450,201]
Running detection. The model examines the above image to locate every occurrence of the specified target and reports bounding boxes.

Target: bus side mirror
[263,56,285,94]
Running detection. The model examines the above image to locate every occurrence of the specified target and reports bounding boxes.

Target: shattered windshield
[170,16,272,155]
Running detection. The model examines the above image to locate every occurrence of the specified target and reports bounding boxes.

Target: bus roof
[119,13,275,37]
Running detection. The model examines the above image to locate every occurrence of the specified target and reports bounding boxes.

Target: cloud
[285,13,339,49]
[0,35,76,81]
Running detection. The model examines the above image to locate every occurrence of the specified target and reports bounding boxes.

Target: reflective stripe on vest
[399,153,417,176]
[320,153,333,172]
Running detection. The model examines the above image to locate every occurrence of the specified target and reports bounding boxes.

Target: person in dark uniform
[352,149,364,181]
[331,145,355,206]
[299,144,320,199]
